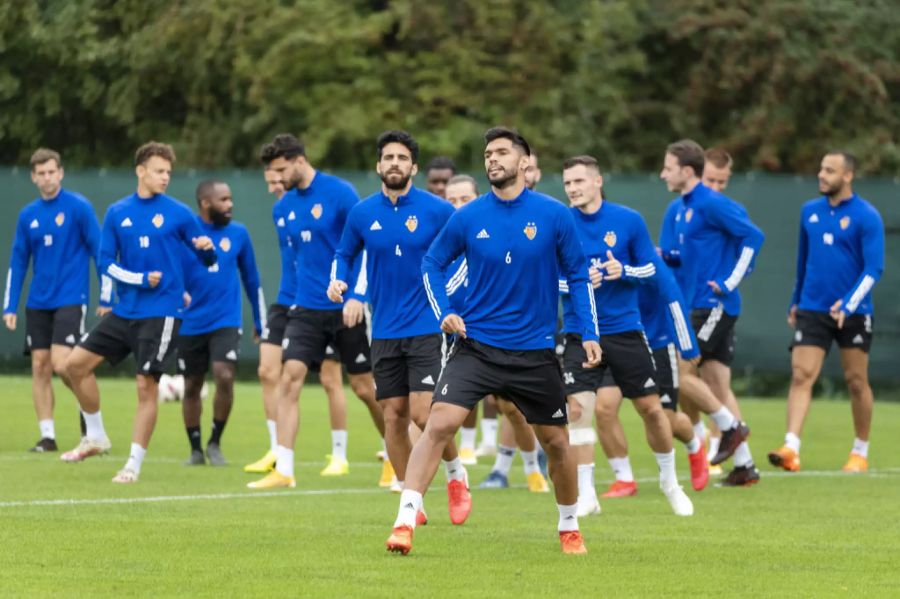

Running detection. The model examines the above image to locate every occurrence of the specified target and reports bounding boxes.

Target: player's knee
[568,425,597,446]
[348,376,371,398]
[257,362,279,385]
[539,429,569,457]
[135,375,157,398]
[790,365,817,388]
[212,364,235,388]
[844,371,869,398]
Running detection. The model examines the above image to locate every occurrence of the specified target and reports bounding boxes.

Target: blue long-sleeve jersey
[790,194,884,316]
[422,188,598,351]
[4,188,109,313]
[660,182,765,316]
[561,201,658,336]
[272,197,297,306]
[638,256,699,359]
[332,186,454,339]
[181,218,264,336]
[446,256,468,314]
[99,193,216,319]
[283,171,366,310]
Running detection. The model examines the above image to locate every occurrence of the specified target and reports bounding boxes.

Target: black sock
[186,426,202,452]
[79,413,87,437]
[208,419,227,446]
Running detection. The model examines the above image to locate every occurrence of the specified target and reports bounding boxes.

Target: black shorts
[79,313,180,375]
[177,327,241,376]
[24,304,85,355]
[371,334,443,400]
[561,333,607,395]
[281,307,371,374]
[260,304,289,346]
[791,310,873,354]
[691,306,738,366]
[653,344,680,411]
[597,330,659,399]
[434,338,567,425]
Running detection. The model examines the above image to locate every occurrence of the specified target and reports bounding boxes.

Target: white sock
[124,443,146,474]
[460,427,477,451]
[733,441,753,467]
[39,419,55,440]
[692,420,707,441]
[785,432,801,453]
[480,418,498,447]
[82,410,107,442]
[266,420,278,452]
[444,457,466,482]
[707,436,721,462]
[493,445,516,475]
[685,435,701,454]
[275,444,294,479]
[331,429,348,461]
[655,449,678,488]
[521,449,539,475]
[852,437,869,458]
[557,503,579,532]
[608,456,634,482]
[394,489,423,528]
[577,463,596,501]
[709,407,737,431]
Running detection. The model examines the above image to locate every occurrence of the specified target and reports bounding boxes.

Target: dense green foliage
[2,1,898,172]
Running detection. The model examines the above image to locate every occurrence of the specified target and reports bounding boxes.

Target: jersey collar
[380,185,417,207]
[489,187,529,206]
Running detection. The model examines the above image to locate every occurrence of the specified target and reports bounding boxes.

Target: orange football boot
[601,480,638,498]
[767,445,800,472]
[385,525,413,555]
[559,531,588,554]
[842,452,868,473]
[447,478,472,525]
[688,446,710,491]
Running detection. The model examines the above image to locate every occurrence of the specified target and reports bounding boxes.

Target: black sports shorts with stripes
[653,343,680,411]
[78,313,180,376]
[691,304,738,366]
[24,304,85,355]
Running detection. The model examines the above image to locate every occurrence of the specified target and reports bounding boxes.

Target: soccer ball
[158,374,185,402]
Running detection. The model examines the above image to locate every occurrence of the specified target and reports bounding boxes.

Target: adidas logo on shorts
[225,350,237,360]
[421,375,434,385]
[65,334,75,344]
[552,409,565,418]
[142,361,151,371]
[355,353,367,364]
[643,377,655,388]
[476,229,490,239]
[853,334,864,344]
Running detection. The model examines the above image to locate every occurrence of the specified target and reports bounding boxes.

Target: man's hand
[588,266,603,289]
[343,298,364,327]
[829,299,846,329]
[96,306,112,317]
[787,304,797,328]
[327,280,347,303]
[688,355,700,368]
[192,236,214,251]
[147,271,162,288]
[707,280,723,295]
[600,250,622,281]
[582,340,602,368]
[183,292,192,307]
[566,396,582,423]
[441,314,467,337]
[3,313,16,331]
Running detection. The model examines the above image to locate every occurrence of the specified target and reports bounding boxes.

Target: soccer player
[4,148,109,452]
[524,152,542,190]
[248,134,383,489]
[385,127,601,556]
[769,151,883,473]
[659,139,762,486]
[178,180,263,466]
[329,130,471,525]
[62,142,216,483]
[424,156,457,198]
[559,156,695,517]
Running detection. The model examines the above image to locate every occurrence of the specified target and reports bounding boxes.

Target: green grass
[1,375,898,598]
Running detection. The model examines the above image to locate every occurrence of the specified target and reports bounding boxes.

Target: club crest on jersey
[604,231,617,247]
[311,203,323,219]
[685,208,694,223]
[152,213,164,228]
[405,215,418,232]
[840,216,851,230]
[523,222,537,240]
[219,237,231,252]
[55,212,65,227]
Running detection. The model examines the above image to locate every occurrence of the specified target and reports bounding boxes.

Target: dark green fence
[1,167,897,382]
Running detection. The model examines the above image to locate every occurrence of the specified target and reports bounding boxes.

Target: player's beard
[210,209,232,226]
[819,179,842,198]
[488,166,517,189]
[381,170,411,191]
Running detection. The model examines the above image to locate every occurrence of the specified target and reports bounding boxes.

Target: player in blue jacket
[386,127,601,556]
[62,142,216,484]
[3,148,110,452]
[659,139,758,486]
[769,152,884,474]
[329,130,471,526]
[178,180,264,467]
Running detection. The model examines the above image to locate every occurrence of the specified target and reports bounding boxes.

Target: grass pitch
[1,375,898,598]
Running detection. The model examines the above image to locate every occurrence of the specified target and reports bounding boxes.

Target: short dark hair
[484,126,531,156]
[447,174,478,193]
[562,155,600,172]
[705,147,733,169]
[30,148,61,170]
[826,151,858,174]
[376,130,419,163]
[425,156,456,174]
[135,141,176,167]
[666,139,705,177]
[196,179,226,206]
[259,134,306,166]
